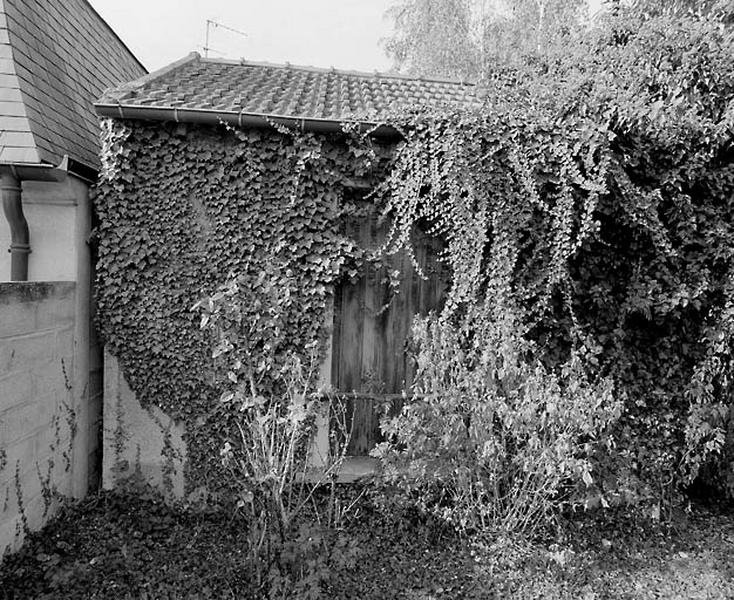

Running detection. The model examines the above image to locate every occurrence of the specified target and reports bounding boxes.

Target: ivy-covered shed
[93,52,479,493]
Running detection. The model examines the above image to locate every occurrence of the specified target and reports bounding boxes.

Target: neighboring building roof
[0,0,146,171]
[95,53,480,136]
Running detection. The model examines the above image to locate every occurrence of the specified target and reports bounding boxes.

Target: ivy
[94,120,391,489]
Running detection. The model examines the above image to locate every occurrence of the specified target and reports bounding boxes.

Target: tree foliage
[383,0,479,79]
[383,0,587,79]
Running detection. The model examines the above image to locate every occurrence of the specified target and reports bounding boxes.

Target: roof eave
[93,104,402,140]
[0,155,97,182]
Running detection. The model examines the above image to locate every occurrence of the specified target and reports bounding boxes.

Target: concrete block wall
[0,282,78,555]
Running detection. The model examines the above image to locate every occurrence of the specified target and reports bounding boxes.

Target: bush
[195,267,355,597]
[373,308,622,535]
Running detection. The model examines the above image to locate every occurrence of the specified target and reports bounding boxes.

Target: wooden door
[331,208,447,455]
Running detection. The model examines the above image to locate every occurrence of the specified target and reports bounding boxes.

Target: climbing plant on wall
[371,6,734,502]
[95,119,393,489]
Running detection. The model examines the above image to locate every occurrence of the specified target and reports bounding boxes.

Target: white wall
[0,178,78,282]
[102,351,187,497]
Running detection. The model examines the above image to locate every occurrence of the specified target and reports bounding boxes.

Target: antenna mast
[204,19,248,58]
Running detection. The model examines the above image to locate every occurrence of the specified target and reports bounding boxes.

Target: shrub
[373,307,622,536]
[195,267,355,596]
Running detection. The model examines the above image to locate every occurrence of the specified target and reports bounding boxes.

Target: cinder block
[35,301,57,331]
[23,493,50,532]
[0,463,43,529]
[55,327,75,361]
[34,423,71,464]
[4,438,36,475]
[32,365,67,399]
[17,468,41,506]
[0,331,56,377]
[53,297,76,325]
[1,400,53,446]
[0,370,33,412]
[0,479,18,515]
[36,449,73,496]
[0,301,37,338]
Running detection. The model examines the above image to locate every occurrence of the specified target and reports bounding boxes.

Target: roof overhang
[0,155,97,184]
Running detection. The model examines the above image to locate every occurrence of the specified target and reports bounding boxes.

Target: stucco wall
[100,307,334,496]
[0,282,80,555]
[102,351,186,497]
[0,179,79,282]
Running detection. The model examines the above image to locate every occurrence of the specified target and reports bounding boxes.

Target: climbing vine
[371,6,734,502]
[377,107,610,321]
[95,119,392,488]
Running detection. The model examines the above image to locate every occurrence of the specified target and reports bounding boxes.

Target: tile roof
[0,0,146,170]
[96,53,481,135]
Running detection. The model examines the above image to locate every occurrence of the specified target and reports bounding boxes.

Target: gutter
[94,104,403,140]
[1,158,70,281]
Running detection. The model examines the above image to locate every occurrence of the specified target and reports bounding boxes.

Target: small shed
[94,52,479,490]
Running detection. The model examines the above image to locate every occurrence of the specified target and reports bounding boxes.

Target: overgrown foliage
[95,2,734,527]
[375,311,621,535]
[2,485,733,599]
[373,5,734,506]
[193,268,357,594]
[95,121,389,489]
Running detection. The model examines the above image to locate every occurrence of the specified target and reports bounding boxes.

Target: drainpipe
[1,168,29,281]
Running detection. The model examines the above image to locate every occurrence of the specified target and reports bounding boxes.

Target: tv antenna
[203,19,247,58]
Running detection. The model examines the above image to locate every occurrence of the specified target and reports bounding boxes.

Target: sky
[89,0,605,75]
[89,0,397,73]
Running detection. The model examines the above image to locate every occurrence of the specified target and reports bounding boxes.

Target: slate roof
[96,53,480,134]
[0,0,146,170]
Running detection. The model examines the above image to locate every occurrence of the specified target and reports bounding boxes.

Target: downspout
[1,168,29,281]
